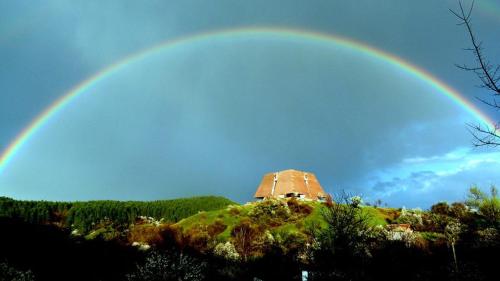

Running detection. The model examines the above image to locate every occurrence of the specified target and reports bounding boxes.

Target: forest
[0,196,235,232]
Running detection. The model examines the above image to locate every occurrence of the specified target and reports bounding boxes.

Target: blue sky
[0,0,499,208]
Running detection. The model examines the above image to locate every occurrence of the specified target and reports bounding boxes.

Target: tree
[465,186,500,227]
[465,185,487,209]
[431,202,450,216]
[231,218,263,261]
[317,192,372,257]
[449,202,468,220]
[445,221,462,272]
[451,0,500,146]
[309,192,373,279]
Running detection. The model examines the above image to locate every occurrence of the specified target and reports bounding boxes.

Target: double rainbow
[0,27,495,173]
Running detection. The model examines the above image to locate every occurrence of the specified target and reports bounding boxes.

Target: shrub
[395,208,423,229]
[479,197,500,227]
[185,225,210,253]
[316,192,372,258]
[213,242,240,261]
[431,202,450,216]
[421,213,451,232]
[449,202,467,219]
[207,219,227,237]
[420,231,445,242]
[158,225,186,250]
[350,196,363,208]
[272,229,307,255]
[465,186,500,227]
[227,205,241,216]
[126,251,206,281]
[231,218,264,260]
[128,224,165,245]
[0,262,35,281]
[249,199,291,227]
[287,198,313,216]
[475,227,499,246]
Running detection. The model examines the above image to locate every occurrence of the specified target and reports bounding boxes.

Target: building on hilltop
[254,169,327,201]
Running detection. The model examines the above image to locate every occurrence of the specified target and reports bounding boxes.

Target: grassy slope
[175,202,394,241]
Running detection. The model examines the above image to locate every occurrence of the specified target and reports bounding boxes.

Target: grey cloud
[0,0,498,205]
[372,171,437,193]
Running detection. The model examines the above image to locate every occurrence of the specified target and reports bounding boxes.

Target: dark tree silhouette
[451,0,500,146]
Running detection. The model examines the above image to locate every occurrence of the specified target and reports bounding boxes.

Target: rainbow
[0,27,496,173]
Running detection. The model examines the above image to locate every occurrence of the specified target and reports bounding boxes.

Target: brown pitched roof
[254,169,326,200]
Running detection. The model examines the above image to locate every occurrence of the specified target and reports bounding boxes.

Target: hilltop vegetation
[173,198,394,258]
[0,187,499,281]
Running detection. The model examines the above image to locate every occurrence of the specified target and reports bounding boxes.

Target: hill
[170,199,397,258]
[1,190,498,281]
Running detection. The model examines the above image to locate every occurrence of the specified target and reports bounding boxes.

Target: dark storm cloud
[0,0,498,206]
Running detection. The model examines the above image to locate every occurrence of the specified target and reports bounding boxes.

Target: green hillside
[175,199,393,244]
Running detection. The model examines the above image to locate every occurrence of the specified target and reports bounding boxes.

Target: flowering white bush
[0,262,35,281]
[137,216,162,226]
[396,208,423,227]
[213,242,240,261]
[132,241,151,251]
[126,251,206,281]
[226,204,242,211]
[382,225,416,247]
[399,230,417,247]
[249,199,291,219]
[350,196,363,208]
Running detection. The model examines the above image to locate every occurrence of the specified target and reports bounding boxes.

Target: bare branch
[452,0,500,146]
[467,123,500,147]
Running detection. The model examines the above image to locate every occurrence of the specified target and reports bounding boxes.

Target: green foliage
[315,193,372,258]
[231,218,264,260]
[419,231,445,242]
[422,213,451,232]
[475,227,500,246]
[0,197,72,225]
[0,196,235,233]
[176,198,390,261]
[286,198,313,216]
[431,202,450,216]
[466,186,487,209]
[466,186,500,227]
[449,202,468,220]
[207,219,227,237]
[361,207,388,226]
[444,220,462,245]
[272,227,308,254]
[445,220,462,271]
[395,208,423,229]
[249,199,291,226]
[84,217,124,241]
[213,241,240,261]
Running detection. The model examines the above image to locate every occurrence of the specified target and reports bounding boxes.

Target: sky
[0,0,499,208]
